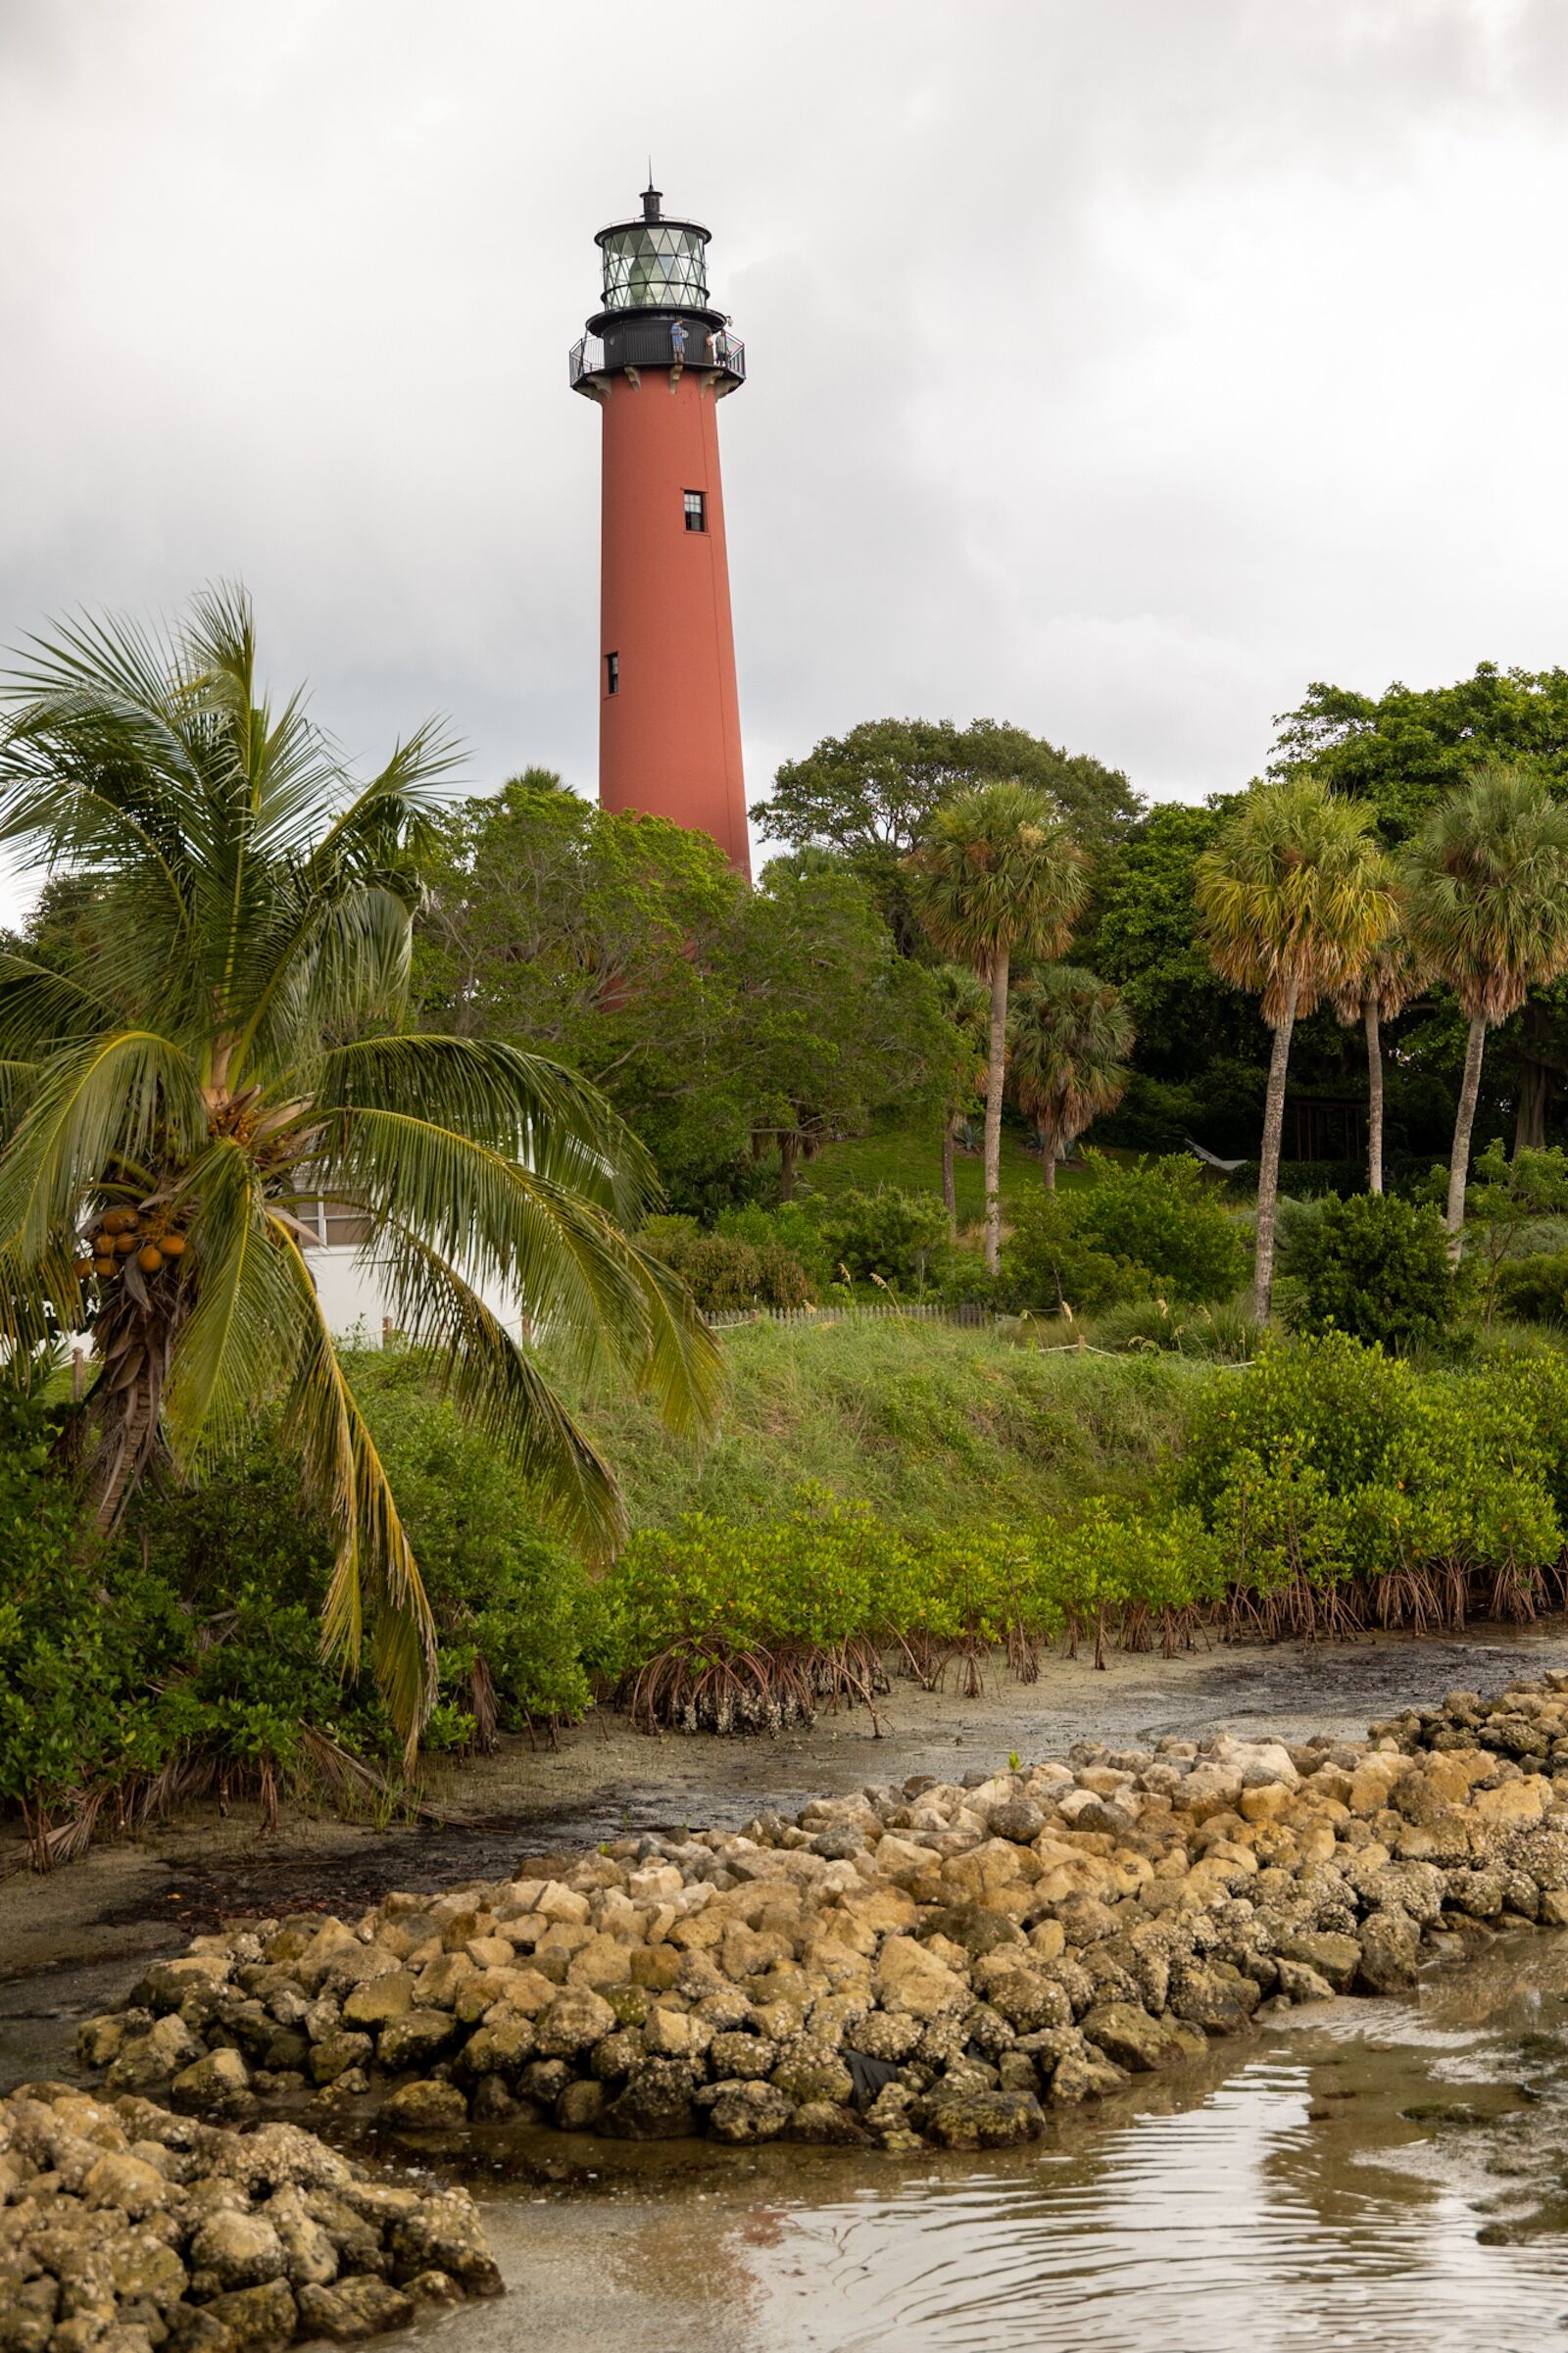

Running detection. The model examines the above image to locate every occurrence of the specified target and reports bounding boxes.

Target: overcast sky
[3,0,1566,893]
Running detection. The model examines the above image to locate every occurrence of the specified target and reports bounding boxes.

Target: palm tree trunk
[1364,997,1384,1196]
[984,949,1009,1273]
[1252,978,1298,1323]
[942,1113,957,1234]
[1040,1122,1056,1190]
[1446,1011,1489,1253]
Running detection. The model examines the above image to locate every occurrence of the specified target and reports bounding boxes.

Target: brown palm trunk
[1252,977,1298,1323]
[1040,1121,1056,1190]
[984,949,1009,1273]
[1364,996,1384,1196]
[1446,1011,1489,1253]
[942,1113,958,1234]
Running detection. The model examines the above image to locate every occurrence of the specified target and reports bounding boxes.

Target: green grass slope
[796,1107,1134,1227]
[580,1316,1203,1530]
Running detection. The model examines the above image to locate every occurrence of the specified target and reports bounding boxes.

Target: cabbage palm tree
[932,962,990,1233]
[1197,777,1395,1319]
[906,782,1087,1270]
[1330,919,1426,1197]
[0,588,722,1754]
[1403,761,1568,1250]
[1008,965,1134,1188]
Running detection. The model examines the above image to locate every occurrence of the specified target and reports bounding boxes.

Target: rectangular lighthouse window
[606,651,619,696]
[683,490,707,533]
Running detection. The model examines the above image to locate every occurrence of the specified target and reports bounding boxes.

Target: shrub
[1070,1154,1249,1300]
[637,1219,814,1312]
[348,1349,601,1731]
[995,1196,1140,1314]
[1002,1154,1246,1313]
[1494,1249,1568,1326]
[715,1200,830,1271]
[817,1187,952,1291]
[1275,1192,1458,1349]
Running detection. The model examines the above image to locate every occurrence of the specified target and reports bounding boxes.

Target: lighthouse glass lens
[600,224,710,311]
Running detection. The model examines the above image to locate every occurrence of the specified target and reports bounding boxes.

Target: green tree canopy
[755,717,1138,951]
[1272,663,1568,844]
[0,592,721,1753]
[414,779,950,1208]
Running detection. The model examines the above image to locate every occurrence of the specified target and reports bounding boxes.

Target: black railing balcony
[569,325,746,392]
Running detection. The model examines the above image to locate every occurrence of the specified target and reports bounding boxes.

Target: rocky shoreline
[69,1672,1568,2168]
[0,2083,500,2352]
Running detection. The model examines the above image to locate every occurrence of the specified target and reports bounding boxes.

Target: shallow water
[405,1934,1568,2353]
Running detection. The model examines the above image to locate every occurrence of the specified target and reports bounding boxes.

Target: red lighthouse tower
[570,184,750,877]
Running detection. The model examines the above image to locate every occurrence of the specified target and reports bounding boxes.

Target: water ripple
[745,2055,1568,2353]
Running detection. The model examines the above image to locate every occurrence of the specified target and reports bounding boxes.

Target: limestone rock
[872,1936,967,2018]
[106,2016,203,2093]
[296,2277,416,2342]
[383,2082,468,2130]
[80,2153,171,2219]
[171,2048,253,2119]
[375,2009,460,2072]
[388,2192,504,2295]
[708,2083,796,2143]
[202,2277,299,2345]
[924,2087,1046,2148]
[1354,1908,1421,1995]
[188,2209,287,2291]
[601,2057,702,2140]
[1079,2003,1187,2073]
[533,1988,617,2058]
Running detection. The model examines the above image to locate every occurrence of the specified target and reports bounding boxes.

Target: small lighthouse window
[606,651,619,695]
[683,491,707,533]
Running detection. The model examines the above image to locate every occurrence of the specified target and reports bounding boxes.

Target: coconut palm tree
[1197,776,1395,1320]
[1008,965,1134,1187]
[932,962,990,1233]
[0,588,722,1755]
[906,782,1087,1271]
[1330,919,1426,1197]
[1403,760,1568,1250]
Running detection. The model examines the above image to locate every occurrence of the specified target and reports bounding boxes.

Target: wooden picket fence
[705,1299,1032,1333]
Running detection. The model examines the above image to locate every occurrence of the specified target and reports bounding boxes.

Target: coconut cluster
[74,1208,188,1287]
[76,1674,1568,2157]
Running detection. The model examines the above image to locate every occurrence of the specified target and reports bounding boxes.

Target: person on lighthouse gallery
[669,317,688,366]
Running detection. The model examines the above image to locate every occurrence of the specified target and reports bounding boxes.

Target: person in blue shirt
[669,319,688,366]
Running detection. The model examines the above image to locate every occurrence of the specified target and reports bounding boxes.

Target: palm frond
[319,1104,720,1407]
[161,1142,301,1472]
[0,954,122,1062]
[272,1221,437,1758]
[316,1033,658,1217]
[0,1031,205,1259]
[374,1222,625,1560]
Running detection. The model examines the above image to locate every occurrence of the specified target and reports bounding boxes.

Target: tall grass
[573,1317,1204,1528]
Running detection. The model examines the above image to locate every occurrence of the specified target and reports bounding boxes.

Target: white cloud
[0,0,1564,903]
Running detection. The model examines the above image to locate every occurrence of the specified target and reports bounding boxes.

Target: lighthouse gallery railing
[569,328,746,388]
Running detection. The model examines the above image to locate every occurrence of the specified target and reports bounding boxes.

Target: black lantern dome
[570,182,745,398]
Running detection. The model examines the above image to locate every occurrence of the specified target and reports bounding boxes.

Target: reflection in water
[748,2061,1542,2352]
[440,1936,1568,2353]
